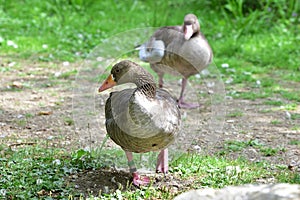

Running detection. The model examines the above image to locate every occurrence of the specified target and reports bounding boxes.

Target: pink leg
[151,64,164,88]
[125,151,150,186]
[156,148,168,173]
[177,78,200,109]
[158,73,164,88]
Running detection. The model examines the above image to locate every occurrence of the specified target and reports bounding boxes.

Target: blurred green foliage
[0,0,299,68]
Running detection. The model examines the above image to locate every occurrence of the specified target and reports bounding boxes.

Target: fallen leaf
[11,81,23,88]
[38,111,53,115]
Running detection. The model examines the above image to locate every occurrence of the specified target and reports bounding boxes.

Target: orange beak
[98,74,117,92]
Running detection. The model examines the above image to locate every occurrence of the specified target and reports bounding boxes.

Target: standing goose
[98,60,181,186]
[139,13,213,109]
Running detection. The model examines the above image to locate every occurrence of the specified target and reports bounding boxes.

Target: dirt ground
[0,57,299,197]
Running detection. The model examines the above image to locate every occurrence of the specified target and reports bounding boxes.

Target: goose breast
[105,88,180,153]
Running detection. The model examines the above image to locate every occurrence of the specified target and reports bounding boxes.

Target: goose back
[140,15,213,78]
[155,29,212,78]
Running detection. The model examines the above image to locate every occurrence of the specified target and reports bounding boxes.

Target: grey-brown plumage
[105,88,180,153]
[139,14,213,109]
[102,60,181,153]
[99,60,181,186]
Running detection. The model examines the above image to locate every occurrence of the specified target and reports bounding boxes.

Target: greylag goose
[98,60,181,186]
[139,13,213,109]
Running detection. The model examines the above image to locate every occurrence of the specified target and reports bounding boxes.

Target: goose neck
[136,80,156,98]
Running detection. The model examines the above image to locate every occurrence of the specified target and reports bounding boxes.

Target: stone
[174,184,300,200]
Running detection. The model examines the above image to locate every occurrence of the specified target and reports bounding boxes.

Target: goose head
[98,60,156,93]
[183,14,200,40]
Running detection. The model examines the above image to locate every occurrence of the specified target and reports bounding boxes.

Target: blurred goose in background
[139,13,213,109]
[98,60,181,186]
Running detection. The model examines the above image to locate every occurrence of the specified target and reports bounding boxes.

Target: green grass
[223,140,260,152]
[227,110,244,117]
[170,154,291,187]
[264,100,284,106]
[260,146,285,157]
[271,120,282,125]
[290,113,300,120]
[222,139,285,157]
[0,146,74,199]
[1,0,299,68]
[63,117,74,126]
[231,91,272,100]
[0,146,298,199]
[289,140,300,146]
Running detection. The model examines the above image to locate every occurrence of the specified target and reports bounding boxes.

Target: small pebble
[225,78,233,84]
[103,186,109,193]
[17,114,24,119]
[54,72,61,77]
[221,63,229,68]
[8,62,16,67]
[63,61,70,66]
[111,176,116,183]
[193,145,201,152]
[201,69,210,76]
[195,74,201,79]
[206,81,215,88]
[243,71,252,75]
[72,174,78,179]
[285,111,291,119]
